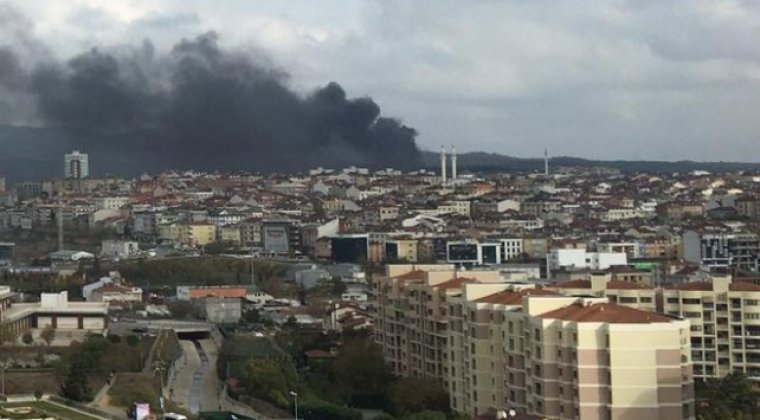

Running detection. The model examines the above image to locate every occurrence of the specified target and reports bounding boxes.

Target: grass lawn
[1,401,101,420]
[105,372,189,416]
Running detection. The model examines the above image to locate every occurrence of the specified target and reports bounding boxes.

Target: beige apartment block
[662,274,760,381]
[372,265,695,420]
[546,273,657,313]
[448,284,694,419]
[371,264,502,384]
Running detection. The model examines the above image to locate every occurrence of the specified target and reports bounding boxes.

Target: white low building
[1,290,108,336]
[101,240,139,259]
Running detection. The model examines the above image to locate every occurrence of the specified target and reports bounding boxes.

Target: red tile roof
[729,282,760,292]
[605,280,652,290]
[434,277,477,290]
[539,302,673,323]
[667,282,712,291]
[475,288,558,305]
[188,287,247,299]
[395,270,426,281]
[552,279,591,289]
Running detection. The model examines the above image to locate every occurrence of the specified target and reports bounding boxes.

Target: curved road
[188,341,210,414]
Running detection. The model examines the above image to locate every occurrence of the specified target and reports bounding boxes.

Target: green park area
[219,331,468,420]
[1,331,178,401]
[0,401,100,420]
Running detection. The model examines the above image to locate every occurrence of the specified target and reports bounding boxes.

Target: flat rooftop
[1,301,108,323]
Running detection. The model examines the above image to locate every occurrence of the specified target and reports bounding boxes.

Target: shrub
[125,334,140,347]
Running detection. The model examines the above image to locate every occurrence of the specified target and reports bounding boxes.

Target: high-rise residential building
[0,175,5,194]
[447,283,694,419]
[64,150,89,179]
[682,230,760,270]
[371,265,503,384]
[662,275,760,382]
[372,265,696,419]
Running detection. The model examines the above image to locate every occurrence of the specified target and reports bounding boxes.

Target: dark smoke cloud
[0,19,421,174]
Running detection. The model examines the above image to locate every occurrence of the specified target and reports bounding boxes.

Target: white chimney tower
[544,148,549,176]
[440,146,447,185]
[451,146,457,181]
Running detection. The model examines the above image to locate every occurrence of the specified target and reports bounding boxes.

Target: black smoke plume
[0,21,421,175]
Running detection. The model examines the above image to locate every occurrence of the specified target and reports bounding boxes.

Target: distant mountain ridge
[420,150,760,175]
[1,124,759,183]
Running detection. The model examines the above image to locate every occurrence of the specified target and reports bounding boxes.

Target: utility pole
[250,247,256,290]
[58,198,64,251]
[155,363,165,415]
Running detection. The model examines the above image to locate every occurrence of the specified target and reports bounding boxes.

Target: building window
[619,297,637,304]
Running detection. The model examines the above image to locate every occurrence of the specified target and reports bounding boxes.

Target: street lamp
[155,363,165,414]
[289,391,298,420]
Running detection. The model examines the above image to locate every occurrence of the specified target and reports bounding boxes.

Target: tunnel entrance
[176,330,212,340]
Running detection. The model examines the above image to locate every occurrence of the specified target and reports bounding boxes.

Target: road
[167,339,221,414]
[188,341,208,414]
[166,336,273,419]
[198,339,221,411]
[167,340,200,412]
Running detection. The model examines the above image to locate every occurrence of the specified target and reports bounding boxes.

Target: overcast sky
[6,0,760,161]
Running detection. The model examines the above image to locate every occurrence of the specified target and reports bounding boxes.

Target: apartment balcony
[746,329,760,337]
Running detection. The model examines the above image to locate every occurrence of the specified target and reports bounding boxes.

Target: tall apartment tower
[440,146,447,185]
[0,175,5,194]
[64,150,89,179]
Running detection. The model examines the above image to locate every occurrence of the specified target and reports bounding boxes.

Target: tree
[168,300,199,319]
[696,372,758,419]
[333,337,394,406]
[40,325,55,347]
[34,390,43,401]
[241,307,261,324]
[400,411,447,420]
[125,334,140,347]
[299,401,363,420]
[22,331,34,345]
[60,358,92,401]
[391,378,450,416]
[242,359,298,408]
